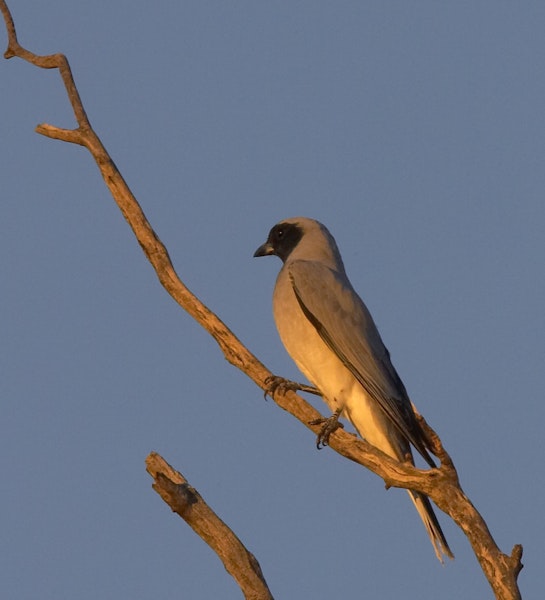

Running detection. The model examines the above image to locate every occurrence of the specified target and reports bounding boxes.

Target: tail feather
[408,490,454,563]
[343,406,453,562]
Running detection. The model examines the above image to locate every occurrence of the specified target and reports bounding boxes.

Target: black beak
[253,242,275,257]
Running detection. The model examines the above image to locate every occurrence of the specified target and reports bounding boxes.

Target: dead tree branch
[1,2,523,598]
[146,452,274,600]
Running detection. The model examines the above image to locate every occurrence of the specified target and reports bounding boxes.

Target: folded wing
[288,260,436,468]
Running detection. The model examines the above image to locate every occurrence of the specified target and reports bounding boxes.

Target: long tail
[408,490,454,563]
[342,405,453,561]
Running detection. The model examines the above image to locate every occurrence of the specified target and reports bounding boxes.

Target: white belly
[272,269,406,460]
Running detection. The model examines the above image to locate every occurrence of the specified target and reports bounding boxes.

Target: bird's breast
[272,269,353,412]
[271,268,405,459]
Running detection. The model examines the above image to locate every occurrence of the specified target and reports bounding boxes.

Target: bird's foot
[309,408,344,449]
[263,375,321,400]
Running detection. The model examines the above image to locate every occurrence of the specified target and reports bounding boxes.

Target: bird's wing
[288,260,435,467]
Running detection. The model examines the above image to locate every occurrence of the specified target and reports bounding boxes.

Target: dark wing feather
[288,260,435,467]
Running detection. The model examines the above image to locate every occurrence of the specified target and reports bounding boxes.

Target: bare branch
[146,452,274,600]
[1,3,89,127]
[1,2,523,599]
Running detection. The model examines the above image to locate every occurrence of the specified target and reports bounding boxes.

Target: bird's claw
[309,409,344,449]
[263,375,321,400]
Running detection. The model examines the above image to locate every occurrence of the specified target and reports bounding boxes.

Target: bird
[254,216,453,562]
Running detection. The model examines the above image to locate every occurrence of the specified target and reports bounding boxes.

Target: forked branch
[1,2,523,598]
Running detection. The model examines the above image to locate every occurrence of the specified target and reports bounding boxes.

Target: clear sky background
[2,2,544,599]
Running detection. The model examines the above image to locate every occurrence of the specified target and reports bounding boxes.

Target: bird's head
[254,217,345,271]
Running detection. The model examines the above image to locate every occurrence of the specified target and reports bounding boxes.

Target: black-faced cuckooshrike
[254,217,453,562]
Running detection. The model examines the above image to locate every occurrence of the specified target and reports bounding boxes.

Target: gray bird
[254,216,453,562]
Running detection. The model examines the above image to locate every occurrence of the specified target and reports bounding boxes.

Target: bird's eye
[276,228,284,238]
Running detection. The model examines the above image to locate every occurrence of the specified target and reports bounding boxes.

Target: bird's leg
[263,375,322,400]
[309,408,344,449]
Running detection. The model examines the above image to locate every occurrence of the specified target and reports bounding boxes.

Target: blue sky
[2,2,544,598]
